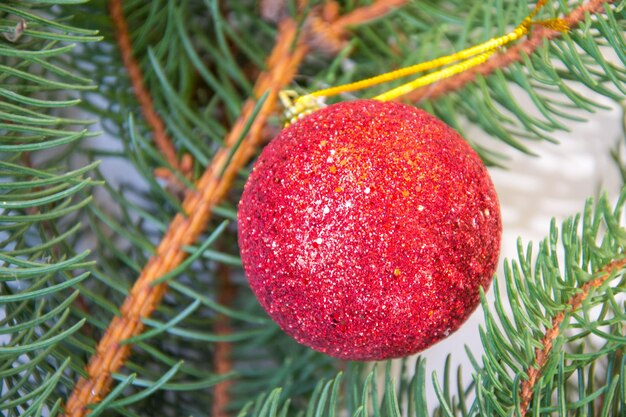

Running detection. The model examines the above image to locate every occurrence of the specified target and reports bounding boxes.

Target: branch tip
[108,0,193,189]
[519,256,626,415]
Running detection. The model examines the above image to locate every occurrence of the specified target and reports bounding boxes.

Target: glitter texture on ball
[238,99,501,361]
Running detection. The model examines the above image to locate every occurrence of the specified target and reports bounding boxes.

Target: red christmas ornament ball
[238,99,501,361]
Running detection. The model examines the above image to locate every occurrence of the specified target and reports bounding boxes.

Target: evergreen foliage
[0,0,625,416]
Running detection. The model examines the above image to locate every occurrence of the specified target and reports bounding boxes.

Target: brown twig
[212,264,237,417]
[407,0,616,102]
[334,0,406,28]
[304,0,406,54]
[108,0,192,185]
[519,257,626,415]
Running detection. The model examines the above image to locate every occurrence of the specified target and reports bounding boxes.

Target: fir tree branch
[108,0,193,188]
[519,256,626,415]
[63,18,305,413]
[407,0,617,102]
[63,2,409,414]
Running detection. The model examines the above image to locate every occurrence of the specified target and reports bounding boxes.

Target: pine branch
[0,2,102,415]
[63,2,409,414]
[408,0,618,102]
[519,256,626,415]
[108,0,193,189]
[63,17,304,413]
[464,191,626,416]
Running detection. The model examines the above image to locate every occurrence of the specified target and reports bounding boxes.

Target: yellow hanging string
[282,0,568,124]
[372,51,495,102]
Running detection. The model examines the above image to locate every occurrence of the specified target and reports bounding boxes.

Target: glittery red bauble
[238,99,501,361]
